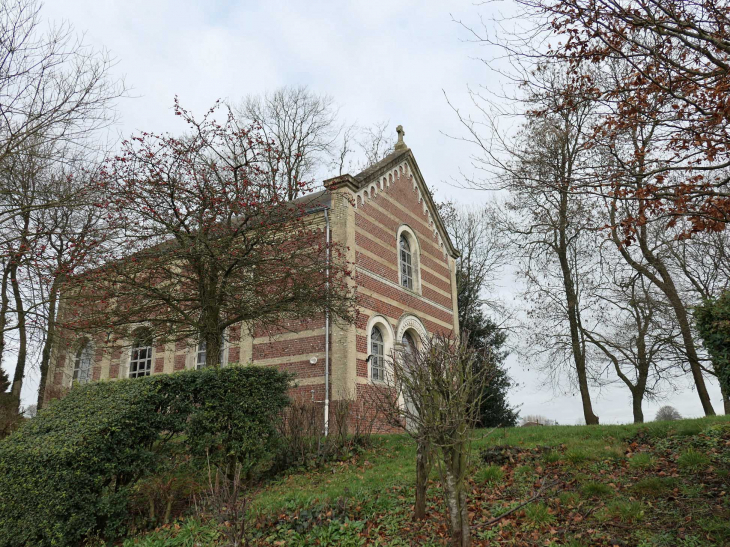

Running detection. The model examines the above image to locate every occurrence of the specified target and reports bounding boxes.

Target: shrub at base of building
[0,365,290,547]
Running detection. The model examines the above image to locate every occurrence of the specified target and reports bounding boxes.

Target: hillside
[125,416,730,546]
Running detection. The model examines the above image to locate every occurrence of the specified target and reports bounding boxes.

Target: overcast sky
[9,0,724,422]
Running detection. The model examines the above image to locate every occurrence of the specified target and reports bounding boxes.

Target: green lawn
[125,415,730,546]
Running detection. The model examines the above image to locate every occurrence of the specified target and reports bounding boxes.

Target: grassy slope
[254,416,725,513]
[128,416,730,546]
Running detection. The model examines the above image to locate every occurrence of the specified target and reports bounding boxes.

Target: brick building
[43,128,460,429]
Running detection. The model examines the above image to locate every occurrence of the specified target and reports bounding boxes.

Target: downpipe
[324,207,330,437]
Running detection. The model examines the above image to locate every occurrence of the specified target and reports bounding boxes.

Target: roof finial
[394,124,407,151]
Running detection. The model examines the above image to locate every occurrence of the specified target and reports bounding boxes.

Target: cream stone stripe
[355,301,453,335]
[355,240,452,296]
[253,352,326,367]
[355,294,454,331]
[240,331,253,365]
[252,327,326,343]
[356,267,455,318]
[292,376,326,386]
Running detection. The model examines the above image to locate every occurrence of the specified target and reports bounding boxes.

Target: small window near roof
[400,235,413,290]
[129,331,153,378]
[371,326,385,381]
[73,341,93,384]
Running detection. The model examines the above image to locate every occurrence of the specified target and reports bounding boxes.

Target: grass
[581,481,614,498]
[558,491,580,506]
[565,448,590,464]
[629,452,655,468]
[514,464,533,479]
[524,502,555,527]
[633,476,678,496]
[474,464,504,485]
[126,415,730,546]
[677,448,711,470]
[606,500,645,523]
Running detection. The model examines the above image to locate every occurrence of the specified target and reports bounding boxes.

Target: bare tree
[583,267,682,423]
[0,0,122,162]
[33,165,108,409]
[374,333,493,547]
[506,90,601,424]
[440,202,509,319]
[666,228,730,413]
[357,120,396,168]
[654,405,682,422]
[0,0,123,409]
[63,101,356,368]
[598,108,717,415]
[235,86,341,200]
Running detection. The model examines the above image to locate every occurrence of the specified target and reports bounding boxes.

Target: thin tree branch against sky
[7,0,726,424]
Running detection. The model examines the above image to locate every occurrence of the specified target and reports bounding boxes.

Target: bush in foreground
[0,365,289,547]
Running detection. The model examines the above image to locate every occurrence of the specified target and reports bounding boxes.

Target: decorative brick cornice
[323,174,359,192]
[352,152,459,259]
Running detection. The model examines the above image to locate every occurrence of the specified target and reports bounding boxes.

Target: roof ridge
[353,148,411,185]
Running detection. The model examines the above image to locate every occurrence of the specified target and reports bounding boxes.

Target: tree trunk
[719,382,730,415]
[37,277,60,410]
[632,329,649,424]
[576,364,599,425]
[610,203,715,416]
[557,185,598,425]
[442,448,471,547]
[660,281,715,416]
[439,423,471,547]
[415,441,429,520]
[10,262,26,412]
[631,389,644,424]
[205,327,223,368]
[0,265,10,373]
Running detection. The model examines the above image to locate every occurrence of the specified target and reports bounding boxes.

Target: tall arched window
[129,330,153,378]
[400,235,413,290]
[73,341,93,384]
[402,332,416,355]
[370,326,385,381]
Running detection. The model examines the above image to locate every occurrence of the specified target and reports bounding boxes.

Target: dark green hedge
[0,365,290,547]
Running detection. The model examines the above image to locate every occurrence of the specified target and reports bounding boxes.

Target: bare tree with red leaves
[512,0,730,232]
[62,100,356,367]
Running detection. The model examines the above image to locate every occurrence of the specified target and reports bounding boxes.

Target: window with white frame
[73,340,93,384]
[196,332,226,369]
[399,235,413,290]
[129,331,153,378]
[370,326,385,381]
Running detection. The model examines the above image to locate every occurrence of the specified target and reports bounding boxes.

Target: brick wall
[349,155,458,431]
[42,153,459,436]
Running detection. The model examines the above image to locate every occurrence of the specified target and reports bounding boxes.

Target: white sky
[7,0,724,422]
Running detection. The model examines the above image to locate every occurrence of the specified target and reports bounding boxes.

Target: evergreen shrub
[0,365,289,547]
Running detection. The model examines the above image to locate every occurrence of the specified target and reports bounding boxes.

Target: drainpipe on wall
[324,207,330,437]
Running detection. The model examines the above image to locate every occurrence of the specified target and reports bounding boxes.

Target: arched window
[370,326,385,381]
[129,330,153,378]
[402,332,416,355]
[400,235,413,289]
[73,341,93,384]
